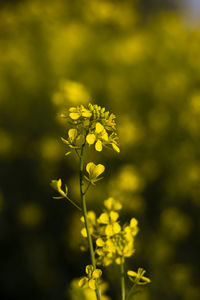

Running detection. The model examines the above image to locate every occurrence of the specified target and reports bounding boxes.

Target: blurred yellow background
[0,0,200,299]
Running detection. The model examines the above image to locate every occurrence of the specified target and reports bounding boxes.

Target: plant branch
[126,282,137,300]
[79,145,101,300]
[121,258,126,300]
[64,195,82,211]
[83,182,91,195]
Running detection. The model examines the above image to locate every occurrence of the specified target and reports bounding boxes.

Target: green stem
[83,182,91,195]
[126,283,137,300]
[79,146,101,300]
[64,195,81,211]
[121,258,126,300]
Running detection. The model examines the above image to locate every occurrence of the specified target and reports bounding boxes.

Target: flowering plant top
[61,104,120,154]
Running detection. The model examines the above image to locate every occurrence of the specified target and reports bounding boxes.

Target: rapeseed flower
[51,179,68,199]
[79,265,102,290]
[80,211,96,237]
[61,128,85,151]
[86,122,108,152]
[61,103,120,153]
[85,162,105,185]
[127,268,151,285]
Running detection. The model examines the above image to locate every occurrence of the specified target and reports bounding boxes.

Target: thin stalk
[79,146,101,300]
[126,282,137,300]
[83,182,91,195]
[121,258,126,300]
[64,195,81,211]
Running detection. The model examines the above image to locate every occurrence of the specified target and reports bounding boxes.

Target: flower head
[61,128,85,153]
[61,103,120,153]
[86,122,109,152]
[85,162,105,185]
[79,265,102,290]
[50,179,68,199]
[127,268,151,285]
[69,105,92,120]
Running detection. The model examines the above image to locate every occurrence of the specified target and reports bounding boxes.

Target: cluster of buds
[80,197,139,266]
[61,104,120,154]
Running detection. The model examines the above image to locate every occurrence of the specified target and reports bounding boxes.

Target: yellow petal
[80,216,85,223]
[61,137,69,145]
[94,164,105,178]
[65,151,71,156]
[95,122,104,133]
[76,134,85,147]
[130,218,138,228]
[96,239,104,248]
[127,270,137,277]
[87,211,96,224]
[82,109,92,118]
[51,179,62,191]
[101,131,108,141]
[115,257,121,264]
[141,276,151,284]
[95,140,102,151]
[112,222,121,234]
[97,213,109,224]
[93,269,102,279]
[68,128,77,140]
[112,143,120,153]
[110,211,119,222]
[105,239,115,252]
[86,265,93,276]
[88,279,96,290]
[79,277,88,288]
[69,112,81,120]
[86,162,96,175]
[105,224,114,236]
[69,107,76,112]
[96,238,105,247]
[86,134,96,145]
[81,228,87,237]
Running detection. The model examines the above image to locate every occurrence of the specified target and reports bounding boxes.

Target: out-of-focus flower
[97,211,121,236]
[104,197,122,211]
[127,268,151,285]
[79,265,102,290]
[80,211,96,237]
[69,278,110,300]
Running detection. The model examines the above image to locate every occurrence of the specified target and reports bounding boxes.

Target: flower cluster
[61,104,120,153]
[80,197,139,266]
[79,265,102,290]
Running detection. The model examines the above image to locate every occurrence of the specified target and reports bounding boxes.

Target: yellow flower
[79,265,102,290]
[104,197,122,211]
[61,128,85,150]
[86,122,109,152]
[80,211,96,237]
[69,105,92,120]
[85,162,105,184]
[50,179,68,199]
[124,218,139,238]
[127,268,151,285]
[97,211,121,236]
